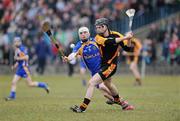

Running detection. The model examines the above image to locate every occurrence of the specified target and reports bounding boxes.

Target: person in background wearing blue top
[63,27,114,102]
[5,37,50,101]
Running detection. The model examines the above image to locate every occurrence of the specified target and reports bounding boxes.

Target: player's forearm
[115,36,131,44]
[115,32,133,44]
[105,37,130,45]
[16,55,29,61]
[13,62,18,68]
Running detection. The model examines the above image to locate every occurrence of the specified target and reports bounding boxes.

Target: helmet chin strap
[81,37,90,43]
[15,44,21,48]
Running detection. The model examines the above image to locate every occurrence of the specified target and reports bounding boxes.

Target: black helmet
[95,18,109,27]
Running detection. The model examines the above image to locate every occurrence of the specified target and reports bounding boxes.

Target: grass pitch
[0,74,179,121]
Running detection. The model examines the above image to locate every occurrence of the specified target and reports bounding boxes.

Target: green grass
[0,74,180,121]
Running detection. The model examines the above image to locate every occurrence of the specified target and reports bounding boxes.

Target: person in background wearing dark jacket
[35,33,50,75]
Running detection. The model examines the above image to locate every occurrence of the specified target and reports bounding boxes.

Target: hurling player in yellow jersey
[123,38,142,86]
[63,27,115,102]
[70,18,134,113]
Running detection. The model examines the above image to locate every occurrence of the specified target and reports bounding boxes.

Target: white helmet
[14,37,21,42]
[78,27,89,34]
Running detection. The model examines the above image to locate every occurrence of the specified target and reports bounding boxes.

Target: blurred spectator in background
[162,32,170,63]
[35,33,50,75]
[142,39,152,65]
[169,33,180,65]
[150,40,157,64]
[65,40,76,77]
[0,0,179,69]
[145,24,158,64]
[50,40,64,73]
[25,38,36,65]
[2,43,10,65]
[147,24,160,42]
[175,46,180,65]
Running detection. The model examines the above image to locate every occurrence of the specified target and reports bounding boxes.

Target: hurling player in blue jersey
[63,27,114,102]
[5,37,50,101]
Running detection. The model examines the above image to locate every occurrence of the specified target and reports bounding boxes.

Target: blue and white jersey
[73,38,101,76]
[15,45,29,68]
[15,45,30,78]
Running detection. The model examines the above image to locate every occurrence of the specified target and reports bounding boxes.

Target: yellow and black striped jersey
[95,31,130,65]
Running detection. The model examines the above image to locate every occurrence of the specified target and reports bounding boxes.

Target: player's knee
[103,81,110,88]
[88,80,96,87]
[11,81,17,86]
[95,84,100,89]
[87,81,93,87]
[97,82,105,89]
[130,64,135,70]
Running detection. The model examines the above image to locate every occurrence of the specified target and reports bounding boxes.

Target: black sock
[80,98,90,111]
[113,95,120,101]
[136,78,142,85]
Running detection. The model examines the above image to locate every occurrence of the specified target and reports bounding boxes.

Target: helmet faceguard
[95,18,110,35]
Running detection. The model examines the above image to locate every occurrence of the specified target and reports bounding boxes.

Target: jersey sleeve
[134,38,142,50]
[95,35,107,46]
[111,31,124,38]
[95,31,124,46]
[72,41,82,55]
[119,40,132,52]
[73,42,80,52]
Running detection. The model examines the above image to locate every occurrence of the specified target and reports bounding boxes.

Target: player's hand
[62,56,69,62]
[14,55,20,61]
[14,55,17,60]
[125,31,133,39]
[11,65,14,70]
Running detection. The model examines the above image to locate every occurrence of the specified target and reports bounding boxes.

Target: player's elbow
[129,65,134,71]
[11,81,17,87]
[25,55,29,61]
[88,80,97,87]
